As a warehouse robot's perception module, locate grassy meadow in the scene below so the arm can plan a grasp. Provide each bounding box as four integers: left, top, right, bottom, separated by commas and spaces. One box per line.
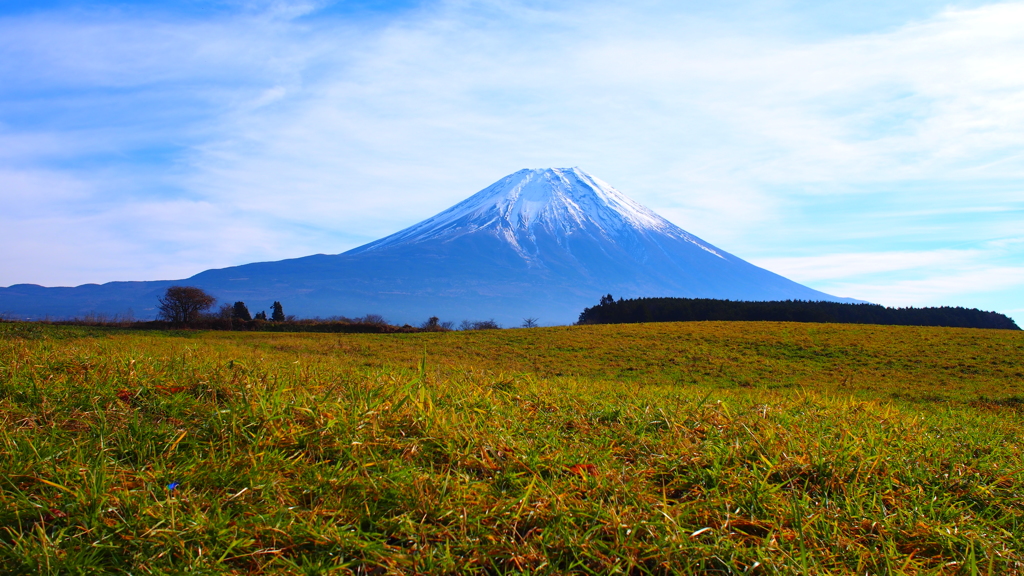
1, 320, 1023, 574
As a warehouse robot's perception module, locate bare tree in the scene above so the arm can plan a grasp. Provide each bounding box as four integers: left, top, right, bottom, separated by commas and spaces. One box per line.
157, 286, 216, 324
521, 317, 539, 328
217, 303, 234, 320
460, 319, 501, 330
360, 314, 388, 326
420, 316, 454, 331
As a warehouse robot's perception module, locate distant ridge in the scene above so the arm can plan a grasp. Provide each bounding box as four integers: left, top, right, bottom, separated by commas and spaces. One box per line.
1, 168, 858, 325
578, 297, 1020, 330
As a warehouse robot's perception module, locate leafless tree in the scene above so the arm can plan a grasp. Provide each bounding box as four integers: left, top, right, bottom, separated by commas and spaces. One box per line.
420, 316, 454, 331
360, 314, 388, 326
459, 319, 501, 330
157, 286, 216, 324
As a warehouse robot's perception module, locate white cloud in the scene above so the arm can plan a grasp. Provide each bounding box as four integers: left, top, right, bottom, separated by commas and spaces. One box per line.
1, 0, 1022, 325
825, 266, 1024, 308
750, 249, 987, 282
751, 240, 1024, 325
0, 168, 94, 214
0, 197, 319, 286
172, 0, 1024, 238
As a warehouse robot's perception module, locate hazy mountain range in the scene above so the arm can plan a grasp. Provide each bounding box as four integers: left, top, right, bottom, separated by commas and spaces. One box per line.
0, 168, 856, 326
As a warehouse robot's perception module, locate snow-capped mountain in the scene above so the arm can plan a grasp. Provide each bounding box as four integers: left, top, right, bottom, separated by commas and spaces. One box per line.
354, 167, 723, 261
0, 168, 856, 325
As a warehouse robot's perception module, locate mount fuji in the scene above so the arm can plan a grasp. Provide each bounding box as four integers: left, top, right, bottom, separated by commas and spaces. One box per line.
0, 168, 856, 325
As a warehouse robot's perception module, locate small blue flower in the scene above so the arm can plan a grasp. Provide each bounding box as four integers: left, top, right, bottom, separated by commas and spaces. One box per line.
167, 481, 180, 491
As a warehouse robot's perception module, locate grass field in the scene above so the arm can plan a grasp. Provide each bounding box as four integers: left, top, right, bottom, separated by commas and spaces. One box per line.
1, 321, 1023, 574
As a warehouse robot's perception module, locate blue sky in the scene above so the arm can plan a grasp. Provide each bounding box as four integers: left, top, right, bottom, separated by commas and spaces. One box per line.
1, 0, 1022, 323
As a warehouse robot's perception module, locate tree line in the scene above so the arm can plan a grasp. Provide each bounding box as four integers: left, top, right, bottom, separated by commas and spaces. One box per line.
577, 295, 1021, 330
157, 286, 285, 324
149, 286, 533, 332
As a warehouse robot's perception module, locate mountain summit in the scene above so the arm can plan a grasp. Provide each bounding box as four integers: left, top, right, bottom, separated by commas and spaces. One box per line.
353, 168, 716, 260
335, 167, 849, 313
0, 168, 855, 325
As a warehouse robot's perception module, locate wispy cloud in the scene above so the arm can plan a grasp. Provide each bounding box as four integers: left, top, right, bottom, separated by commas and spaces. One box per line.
752, 241, 1024, 322
0, 0, 1022, 322
751, 250, 988, 282
826, 266, 1024, 309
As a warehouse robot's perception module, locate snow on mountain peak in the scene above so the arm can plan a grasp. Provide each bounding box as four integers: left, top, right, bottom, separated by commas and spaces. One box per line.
485, 167, 670, 233
351, 167, 723, 259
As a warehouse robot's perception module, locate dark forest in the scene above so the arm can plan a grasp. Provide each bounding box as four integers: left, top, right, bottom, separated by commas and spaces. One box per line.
578, 296, 1020, 330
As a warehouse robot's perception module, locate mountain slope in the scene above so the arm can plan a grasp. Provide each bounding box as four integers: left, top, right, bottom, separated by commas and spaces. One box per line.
0, 168, 855, 325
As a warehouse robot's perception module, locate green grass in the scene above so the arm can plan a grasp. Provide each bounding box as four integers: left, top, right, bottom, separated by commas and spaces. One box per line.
1, 321, 1023, 574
